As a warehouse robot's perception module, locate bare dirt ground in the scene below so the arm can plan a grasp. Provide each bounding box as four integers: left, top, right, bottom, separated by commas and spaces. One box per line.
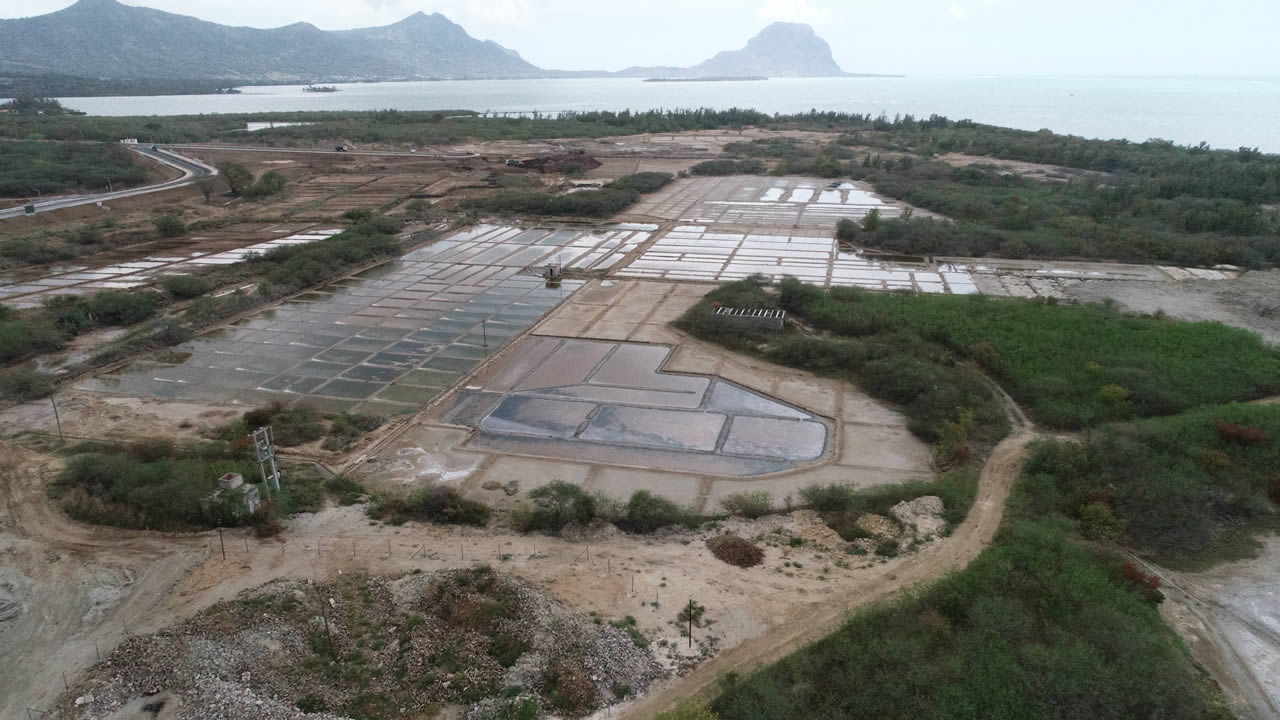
936, 152, 1108, 183
1151, 540, 1280, 720
1066, 270, 1280, 345
0, 334, 1035, 720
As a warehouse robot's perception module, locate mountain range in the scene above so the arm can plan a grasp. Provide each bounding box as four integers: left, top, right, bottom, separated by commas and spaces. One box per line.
0, 0, 853, 82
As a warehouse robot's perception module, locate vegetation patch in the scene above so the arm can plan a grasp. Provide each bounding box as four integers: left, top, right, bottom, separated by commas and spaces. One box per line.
692, 276, 1280, 431
1025, 403, 1280, 569
0, 139, 146, 196
368, 486, 492, 527
706, 535, 765, 568
461, 172, 671, 218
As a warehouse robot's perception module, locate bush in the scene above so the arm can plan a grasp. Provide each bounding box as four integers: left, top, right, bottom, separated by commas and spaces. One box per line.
799, 484, 857, 513
161, 274, 210, 299
619, 490, 694, 533
690, 159, 766, 176
369, 486, 491, 527
153, 215, 185, 237
605, 172, 673, 194
0, 367, 55, 401
836, 218, 858, 242
720, 491, 773, 519
241, 170, 287, 199
50, 443, 261, 530
521, 481, 598, 533
656, 701, 721, 720
706, 535, 765, 568
87, 290, 162, 326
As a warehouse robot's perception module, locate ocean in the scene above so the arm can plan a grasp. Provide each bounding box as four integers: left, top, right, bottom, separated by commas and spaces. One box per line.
53, 75, 1280, 152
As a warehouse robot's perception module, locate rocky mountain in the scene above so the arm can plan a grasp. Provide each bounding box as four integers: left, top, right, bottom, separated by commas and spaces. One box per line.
0, 4, 851, 83
619, 23, 848, 78
0, 0, 539, 80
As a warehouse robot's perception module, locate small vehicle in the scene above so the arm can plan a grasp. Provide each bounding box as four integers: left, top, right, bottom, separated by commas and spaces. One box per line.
150, 144, 159, 151
335, 145, 350, 152
505, 159, 520, 167
24, 204, 36, 215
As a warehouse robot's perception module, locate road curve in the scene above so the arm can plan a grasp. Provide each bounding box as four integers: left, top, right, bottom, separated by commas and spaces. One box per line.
0, 146, 217, 220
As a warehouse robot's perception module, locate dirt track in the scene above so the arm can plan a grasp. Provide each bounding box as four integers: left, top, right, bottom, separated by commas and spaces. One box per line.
618, 429, 1037, 719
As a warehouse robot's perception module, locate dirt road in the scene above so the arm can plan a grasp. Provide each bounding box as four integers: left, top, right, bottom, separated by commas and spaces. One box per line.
618, 428, 1038, 719
0, 448, 207, 719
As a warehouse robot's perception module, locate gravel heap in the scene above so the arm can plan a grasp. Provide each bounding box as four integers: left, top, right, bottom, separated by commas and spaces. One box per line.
50, 570, 664, 720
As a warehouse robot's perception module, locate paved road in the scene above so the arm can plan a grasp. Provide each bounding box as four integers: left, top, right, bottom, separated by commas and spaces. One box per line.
162, 143, 480, 160
0, 146, 217, 220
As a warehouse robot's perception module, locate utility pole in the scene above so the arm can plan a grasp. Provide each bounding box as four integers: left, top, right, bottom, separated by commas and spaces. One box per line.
50, 394, 64, 444
687, 599, 694, 648
251, 426, 281, 498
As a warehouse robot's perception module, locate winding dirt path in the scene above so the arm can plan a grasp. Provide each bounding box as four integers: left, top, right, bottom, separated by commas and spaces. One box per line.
620, 427, 1038, 719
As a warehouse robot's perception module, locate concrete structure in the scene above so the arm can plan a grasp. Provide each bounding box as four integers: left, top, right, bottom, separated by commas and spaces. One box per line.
207, 473, 261, 517
715, 306, 785, 331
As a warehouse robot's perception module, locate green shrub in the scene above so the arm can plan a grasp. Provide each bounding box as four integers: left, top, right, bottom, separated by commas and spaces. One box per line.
521, 481, 598, 533
161, 274, 210, 299
799, 484, 857, 513
241, 170, 287, 199
720, 491, 773, 518
50, 443, 260, 530
605, 172, 673, 194
369, 486, 491, 527
153, 215, 185, 237
690, 159, 766, 176
87, 290, 162, 326
619, 490, 694, 533
0, 367, 55, 401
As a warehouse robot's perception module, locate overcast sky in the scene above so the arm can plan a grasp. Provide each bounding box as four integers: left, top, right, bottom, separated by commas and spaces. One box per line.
2, 0, 1277, 76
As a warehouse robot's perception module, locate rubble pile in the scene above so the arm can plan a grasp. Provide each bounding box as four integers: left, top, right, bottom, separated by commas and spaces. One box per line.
51, 570, 664, 720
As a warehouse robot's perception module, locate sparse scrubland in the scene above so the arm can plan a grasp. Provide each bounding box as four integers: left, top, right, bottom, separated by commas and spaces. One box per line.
461, 172, 673, 218
48, 437, 355, 532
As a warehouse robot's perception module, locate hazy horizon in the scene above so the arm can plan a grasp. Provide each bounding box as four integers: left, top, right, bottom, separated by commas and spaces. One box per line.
1, 0, 1276, 77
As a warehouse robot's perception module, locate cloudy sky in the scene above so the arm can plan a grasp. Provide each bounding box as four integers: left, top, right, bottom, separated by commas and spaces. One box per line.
1, 0, 1276, 75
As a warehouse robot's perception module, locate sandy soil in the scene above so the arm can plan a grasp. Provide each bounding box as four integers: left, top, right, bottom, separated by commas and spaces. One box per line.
1067, 270, 1280, 345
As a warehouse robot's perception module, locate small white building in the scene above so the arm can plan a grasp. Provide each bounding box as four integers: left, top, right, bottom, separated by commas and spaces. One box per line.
207, 473, 261, 517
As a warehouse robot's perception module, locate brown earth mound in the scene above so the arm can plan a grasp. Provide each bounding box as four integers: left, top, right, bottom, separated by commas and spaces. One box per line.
706, 534, 764, 568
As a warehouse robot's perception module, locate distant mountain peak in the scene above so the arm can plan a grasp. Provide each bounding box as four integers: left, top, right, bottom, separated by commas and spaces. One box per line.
0, 3, 540, 80
690, 21, 845, 78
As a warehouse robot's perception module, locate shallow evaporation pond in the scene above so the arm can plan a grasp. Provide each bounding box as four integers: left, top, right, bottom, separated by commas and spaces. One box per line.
456, 338, 832, 476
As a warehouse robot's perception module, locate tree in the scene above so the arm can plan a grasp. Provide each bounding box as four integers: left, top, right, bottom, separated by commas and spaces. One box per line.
862, 208, 881, 232
836, 218, 858, 242
197, 178, 217, 203
216, 162, 253, 195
